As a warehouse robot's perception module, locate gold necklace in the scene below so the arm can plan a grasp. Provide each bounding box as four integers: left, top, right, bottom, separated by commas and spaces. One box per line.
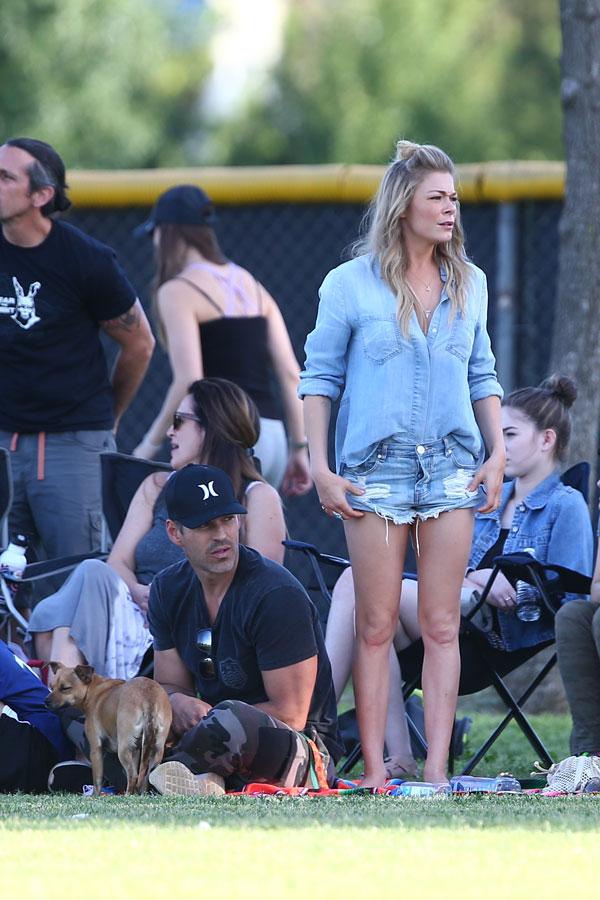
408, 283, 438, 320
411, 272, 433, 293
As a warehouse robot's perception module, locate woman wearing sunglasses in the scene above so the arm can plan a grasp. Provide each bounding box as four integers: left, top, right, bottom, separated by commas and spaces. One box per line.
27, 378, 285, 680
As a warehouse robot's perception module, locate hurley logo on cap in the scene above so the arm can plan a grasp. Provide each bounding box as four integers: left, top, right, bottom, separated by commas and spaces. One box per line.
165, 464, 247, 529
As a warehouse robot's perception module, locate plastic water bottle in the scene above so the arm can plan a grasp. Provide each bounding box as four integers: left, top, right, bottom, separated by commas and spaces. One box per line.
0, 534, 28, 583
515, 547, 541, 622
450, 773, 522, 794
393, 781, 451, 798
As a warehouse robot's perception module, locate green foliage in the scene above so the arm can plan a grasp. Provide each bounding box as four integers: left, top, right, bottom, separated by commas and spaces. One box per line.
212, 0, 562, 165
0, 0, 211, 168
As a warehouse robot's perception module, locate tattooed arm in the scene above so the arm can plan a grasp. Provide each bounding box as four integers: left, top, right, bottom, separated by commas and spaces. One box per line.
100, 299, 155, 428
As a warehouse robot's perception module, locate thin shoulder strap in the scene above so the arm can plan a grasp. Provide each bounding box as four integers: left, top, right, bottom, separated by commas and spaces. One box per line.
172, 276, 223, 316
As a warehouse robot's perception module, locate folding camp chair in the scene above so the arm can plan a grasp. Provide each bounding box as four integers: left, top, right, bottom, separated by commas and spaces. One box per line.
0, 448, 106, 643
100, 451, 171, 546
286, 461, 592, 777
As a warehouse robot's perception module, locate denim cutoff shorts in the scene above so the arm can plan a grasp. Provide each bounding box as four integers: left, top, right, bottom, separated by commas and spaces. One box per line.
340, 435, 485, 526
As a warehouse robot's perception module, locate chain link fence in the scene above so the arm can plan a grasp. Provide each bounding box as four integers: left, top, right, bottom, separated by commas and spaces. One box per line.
66, 196, 559, 586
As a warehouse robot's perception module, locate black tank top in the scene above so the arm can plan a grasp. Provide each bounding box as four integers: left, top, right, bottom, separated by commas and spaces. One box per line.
199, 316, 280, 419
174, 269, 281, 420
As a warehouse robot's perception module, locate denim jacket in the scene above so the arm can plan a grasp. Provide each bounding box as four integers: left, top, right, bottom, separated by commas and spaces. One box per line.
299, 254, 502, 472
469, 472, 593, 651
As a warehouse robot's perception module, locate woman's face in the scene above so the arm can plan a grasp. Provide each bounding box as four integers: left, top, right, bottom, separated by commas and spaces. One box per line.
401, 170, 457, 246
167, 393, 205, 470
502, 406, 554, 479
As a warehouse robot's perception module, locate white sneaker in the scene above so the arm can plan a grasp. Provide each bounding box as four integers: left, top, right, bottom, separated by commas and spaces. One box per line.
149, 761, 225, 797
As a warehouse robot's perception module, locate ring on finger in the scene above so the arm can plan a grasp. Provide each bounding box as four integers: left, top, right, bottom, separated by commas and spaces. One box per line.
332, 511, 344, 521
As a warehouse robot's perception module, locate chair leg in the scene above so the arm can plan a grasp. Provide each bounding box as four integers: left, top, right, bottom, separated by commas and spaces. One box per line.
459, 654, 556, 775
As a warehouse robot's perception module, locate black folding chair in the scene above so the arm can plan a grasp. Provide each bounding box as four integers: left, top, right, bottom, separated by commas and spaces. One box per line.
100, 451, 172, 547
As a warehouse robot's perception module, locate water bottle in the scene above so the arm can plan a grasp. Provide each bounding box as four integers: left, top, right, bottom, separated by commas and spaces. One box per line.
0, 534, 28, 584
515, 547, 541, 622
392, 781, 451, 798
451, 773, 521, 794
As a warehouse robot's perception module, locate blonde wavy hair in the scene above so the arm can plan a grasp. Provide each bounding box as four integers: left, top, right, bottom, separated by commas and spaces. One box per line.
354, 140, 472, 334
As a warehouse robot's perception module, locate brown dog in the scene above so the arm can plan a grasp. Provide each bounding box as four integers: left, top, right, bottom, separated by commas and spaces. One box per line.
46, 663, 172, 796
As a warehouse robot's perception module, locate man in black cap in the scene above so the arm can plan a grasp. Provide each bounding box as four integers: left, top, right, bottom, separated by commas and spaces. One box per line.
148, 463, 342, 795
0, 137, 155, 605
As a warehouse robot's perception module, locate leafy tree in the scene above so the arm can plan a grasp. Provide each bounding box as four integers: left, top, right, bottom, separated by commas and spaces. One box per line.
0, 0, 211, 168
551, 0, 600, 480
210, 0, 561, 165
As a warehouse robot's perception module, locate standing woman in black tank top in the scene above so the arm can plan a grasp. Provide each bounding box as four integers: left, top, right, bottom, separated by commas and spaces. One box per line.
132, 185, 312, 497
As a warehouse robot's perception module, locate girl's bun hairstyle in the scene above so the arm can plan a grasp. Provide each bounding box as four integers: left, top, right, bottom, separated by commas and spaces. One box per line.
504, 373, 577, 462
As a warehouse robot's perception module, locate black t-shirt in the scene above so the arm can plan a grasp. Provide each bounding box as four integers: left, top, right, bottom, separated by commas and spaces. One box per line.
148, 545, 343, 761
0, 220, 137, 431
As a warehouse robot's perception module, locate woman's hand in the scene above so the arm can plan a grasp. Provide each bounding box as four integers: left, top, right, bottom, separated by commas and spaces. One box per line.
468, 452, 505, 514
313, 469, 365, 521
281, 448, 313, 497
466, 569, 516, 610
130, 582, 150, 616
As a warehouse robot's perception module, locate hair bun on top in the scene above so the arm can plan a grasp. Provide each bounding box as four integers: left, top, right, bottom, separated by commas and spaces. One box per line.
539, 374, 577, 409
395, 140, 421, 162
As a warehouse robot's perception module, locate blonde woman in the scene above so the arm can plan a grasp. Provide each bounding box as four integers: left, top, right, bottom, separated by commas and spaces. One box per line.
300, 141, 505, 787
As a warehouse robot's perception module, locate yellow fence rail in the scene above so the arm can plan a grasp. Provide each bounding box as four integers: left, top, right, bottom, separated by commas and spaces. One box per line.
69, 160, 565, 208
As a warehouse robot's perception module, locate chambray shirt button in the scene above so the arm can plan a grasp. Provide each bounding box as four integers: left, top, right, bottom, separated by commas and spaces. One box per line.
512, 526, 518, 533
416, 445, 425, 455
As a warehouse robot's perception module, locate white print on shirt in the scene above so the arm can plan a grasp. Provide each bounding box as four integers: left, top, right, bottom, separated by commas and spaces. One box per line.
0, 277, 41, 330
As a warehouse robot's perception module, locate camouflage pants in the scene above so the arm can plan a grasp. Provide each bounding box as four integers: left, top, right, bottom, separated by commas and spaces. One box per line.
167, 700, 332, 789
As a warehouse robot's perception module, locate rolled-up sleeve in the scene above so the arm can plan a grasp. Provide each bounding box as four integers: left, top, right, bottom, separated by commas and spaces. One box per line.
468, 271, 504, 404
298, 269, 350, 402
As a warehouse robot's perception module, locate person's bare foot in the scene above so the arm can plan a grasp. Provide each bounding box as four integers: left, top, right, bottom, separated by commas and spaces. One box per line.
422, 765, 448, 785
358, 767, 388, 789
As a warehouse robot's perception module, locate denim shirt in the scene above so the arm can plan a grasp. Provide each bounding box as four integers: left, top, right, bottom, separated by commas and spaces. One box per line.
299, 254, 503, 472
469, 472, 593, 651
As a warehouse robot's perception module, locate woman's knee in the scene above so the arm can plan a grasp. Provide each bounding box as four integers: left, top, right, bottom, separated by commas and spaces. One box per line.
355, 613, 398, 649
420, 616, 459, 648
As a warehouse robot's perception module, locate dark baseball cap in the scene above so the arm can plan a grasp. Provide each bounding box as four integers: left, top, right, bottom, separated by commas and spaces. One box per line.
134, 184, 217, 237
165, 464, 246, 528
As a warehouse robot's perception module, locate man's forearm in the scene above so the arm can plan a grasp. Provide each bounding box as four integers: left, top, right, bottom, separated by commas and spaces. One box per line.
111, 348, 152, 424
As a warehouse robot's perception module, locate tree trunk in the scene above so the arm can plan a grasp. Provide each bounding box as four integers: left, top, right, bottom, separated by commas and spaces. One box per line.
553, 1, 600, 487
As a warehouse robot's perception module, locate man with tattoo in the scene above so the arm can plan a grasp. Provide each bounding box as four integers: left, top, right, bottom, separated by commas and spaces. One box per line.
0, 138, 155, 609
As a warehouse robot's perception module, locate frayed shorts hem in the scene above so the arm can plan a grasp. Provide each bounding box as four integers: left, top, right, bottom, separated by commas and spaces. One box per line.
348, 494, 481, 526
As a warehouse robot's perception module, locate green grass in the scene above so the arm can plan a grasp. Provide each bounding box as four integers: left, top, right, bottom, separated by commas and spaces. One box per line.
1, 713, 594, 899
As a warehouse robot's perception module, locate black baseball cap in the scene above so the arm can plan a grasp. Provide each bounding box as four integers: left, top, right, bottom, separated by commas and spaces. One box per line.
165, 464, 246, 528
134, 184, 217, 237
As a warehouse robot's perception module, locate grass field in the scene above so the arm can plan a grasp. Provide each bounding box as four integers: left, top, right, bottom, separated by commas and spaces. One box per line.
2, 713, 597, 900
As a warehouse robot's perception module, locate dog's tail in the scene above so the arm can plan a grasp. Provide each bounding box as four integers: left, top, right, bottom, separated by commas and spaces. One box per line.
136, 703, 170, 793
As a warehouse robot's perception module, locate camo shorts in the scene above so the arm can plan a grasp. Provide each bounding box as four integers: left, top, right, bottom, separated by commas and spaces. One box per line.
167, 699, 333, 789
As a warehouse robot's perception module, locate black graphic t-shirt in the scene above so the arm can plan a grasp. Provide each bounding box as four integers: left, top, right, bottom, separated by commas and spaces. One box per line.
148, 545, 343, 761
0, 220, 137, 432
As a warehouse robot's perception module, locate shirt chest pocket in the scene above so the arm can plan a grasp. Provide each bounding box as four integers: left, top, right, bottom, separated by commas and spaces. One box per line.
358, 314, 404, 363
445, 312, 475, 362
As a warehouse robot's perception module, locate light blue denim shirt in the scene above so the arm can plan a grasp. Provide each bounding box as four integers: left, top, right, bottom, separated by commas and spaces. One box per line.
299, 254, 503, 472
469, 472, 594, 651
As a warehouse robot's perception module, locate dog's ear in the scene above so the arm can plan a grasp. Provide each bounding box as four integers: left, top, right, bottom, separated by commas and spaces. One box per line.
48, 661, 63, 674
74, 664, 95, 684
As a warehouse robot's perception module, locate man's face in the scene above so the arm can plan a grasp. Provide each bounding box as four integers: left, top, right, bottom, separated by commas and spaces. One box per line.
0, 145, 38, 224
167, 514, 240, 577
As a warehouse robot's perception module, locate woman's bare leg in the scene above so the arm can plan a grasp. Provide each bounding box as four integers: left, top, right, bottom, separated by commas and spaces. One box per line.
345, 514, 409, 788
327, 565, 416, 772
47, 627, 85, 683
33, 631, 53, 662
415, 508, 474, 783
325, 567, 358, 701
